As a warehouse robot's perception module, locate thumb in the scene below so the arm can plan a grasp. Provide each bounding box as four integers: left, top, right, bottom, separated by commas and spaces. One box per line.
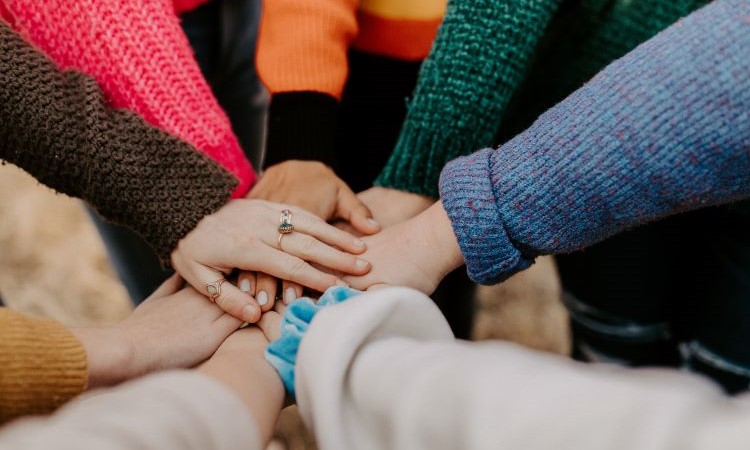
336, 187, 380, 235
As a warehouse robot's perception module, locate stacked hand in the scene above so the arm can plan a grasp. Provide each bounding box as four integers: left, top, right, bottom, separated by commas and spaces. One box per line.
171, 199, 371, 322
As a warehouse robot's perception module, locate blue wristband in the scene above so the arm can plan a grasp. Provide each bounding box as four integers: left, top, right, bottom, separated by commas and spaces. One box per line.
265, 286, 361, 399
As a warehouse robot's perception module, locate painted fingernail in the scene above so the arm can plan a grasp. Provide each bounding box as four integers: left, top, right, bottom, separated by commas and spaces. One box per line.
335, 279, 349, 287
257, 291, 269, 306
239, 279, 251, 293
284, 287, 297, 304
355, 258, 370, 270
243, 305, 258, 322
367, 219, 380, 229
354, 239, 366, 249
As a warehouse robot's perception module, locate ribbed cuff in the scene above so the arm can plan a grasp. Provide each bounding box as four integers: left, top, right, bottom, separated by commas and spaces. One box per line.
264, 92, 340, 170
0, 310, 88, 422
439, 149, 533, 285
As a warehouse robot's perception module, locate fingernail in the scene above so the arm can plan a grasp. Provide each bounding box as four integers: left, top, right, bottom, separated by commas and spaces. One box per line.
354, 239, 366, 249
257, 291, 269, 306
239, 279, 251, 293
284, 287, 296, 304
355, 258, 370, 270
367, 218, 380, 229
243, 305, 258, 322
335, 279, 349, 287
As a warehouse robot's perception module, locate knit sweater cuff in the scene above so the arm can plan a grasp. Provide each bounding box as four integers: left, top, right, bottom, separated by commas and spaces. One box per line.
375, 128, 459, 198
0, 309, 87, 423
263, 92, 340, 170
439, 149, 533, 284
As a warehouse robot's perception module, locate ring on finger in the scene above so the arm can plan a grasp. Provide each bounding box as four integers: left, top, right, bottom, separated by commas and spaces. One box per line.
278, 209, 294, 234
277, 232, 286, 251
205, 278, 226, 303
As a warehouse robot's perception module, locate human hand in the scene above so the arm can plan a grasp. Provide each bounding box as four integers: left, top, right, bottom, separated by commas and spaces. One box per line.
243, 161, 379, 308
344, 202, 465, 294
249, 161, 380, 234
72, 275, 242, 388
171, 199, 371, 323
358, 186, 434, 229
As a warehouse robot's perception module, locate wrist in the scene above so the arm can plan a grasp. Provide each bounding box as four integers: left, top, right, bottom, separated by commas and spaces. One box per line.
419, 201, 465, 279
199, 329, 284, 442
70, 326, 135, 389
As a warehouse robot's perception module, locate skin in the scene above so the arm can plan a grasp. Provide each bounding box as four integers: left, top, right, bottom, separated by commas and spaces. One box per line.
71, 275, 243, 388
344, 201, 465, 294
171, 199, 371, 323
245, 161, 434, 306
197, 327, 284, 445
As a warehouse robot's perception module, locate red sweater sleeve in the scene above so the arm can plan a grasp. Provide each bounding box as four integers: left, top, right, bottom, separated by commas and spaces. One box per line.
2, 0, 255, 197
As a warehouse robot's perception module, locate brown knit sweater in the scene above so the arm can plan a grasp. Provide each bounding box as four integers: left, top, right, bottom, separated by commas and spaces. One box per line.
0, 308, 88, 423
0, 20, 238, 263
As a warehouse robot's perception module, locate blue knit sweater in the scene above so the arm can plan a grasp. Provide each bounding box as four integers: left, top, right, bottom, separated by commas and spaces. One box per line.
439, 0, 750, 285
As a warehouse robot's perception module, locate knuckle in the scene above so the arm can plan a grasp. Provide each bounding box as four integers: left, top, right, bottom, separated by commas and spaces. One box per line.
299, 236, 319, 257
283, 257, 308, 280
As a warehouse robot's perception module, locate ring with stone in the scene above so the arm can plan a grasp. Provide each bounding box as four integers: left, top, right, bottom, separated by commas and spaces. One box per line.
278, 209, 294, 234
205, 278, 226, 303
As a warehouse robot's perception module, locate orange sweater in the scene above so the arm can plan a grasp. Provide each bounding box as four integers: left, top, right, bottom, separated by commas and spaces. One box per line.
0, 309, 87, 423
257, 0, 447, 99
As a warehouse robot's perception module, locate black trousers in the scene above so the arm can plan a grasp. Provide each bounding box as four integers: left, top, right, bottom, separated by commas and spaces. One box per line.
559, 207, 750, 393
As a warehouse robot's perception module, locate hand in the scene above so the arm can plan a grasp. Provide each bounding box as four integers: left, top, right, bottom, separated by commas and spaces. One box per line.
344, 202, 465, 294
171, 199, 371, 322
358, 186, 434, 229
249, 161, 380, 234
244, 161, 380, 307
72, 275, 242, 388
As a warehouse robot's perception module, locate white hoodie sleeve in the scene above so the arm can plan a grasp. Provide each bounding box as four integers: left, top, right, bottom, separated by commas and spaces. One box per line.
296, 287, 750, 450
0, 371, 260, 450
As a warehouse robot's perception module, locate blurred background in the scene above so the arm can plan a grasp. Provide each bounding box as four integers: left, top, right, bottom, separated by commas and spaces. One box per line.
0, 162, 569, 449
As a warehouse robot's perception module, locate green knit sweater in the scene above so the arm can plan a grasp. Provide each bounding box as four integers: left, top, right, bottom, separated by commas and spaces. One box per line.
375, 0, 710, 198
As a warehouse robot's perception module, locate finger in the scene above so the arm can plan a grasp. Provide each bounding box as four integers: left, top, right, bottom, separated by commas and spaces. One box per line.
245, 244, 345, 293
256, 309, 283, 342
255, 272, 277, 312
336, 188, 380, 235
280, 231, 371, 276
147, 273, 183, 299
237, 271, 257, 297
284, 206, 367, 254
188, 263, 261, 324
281, 280, 303, 305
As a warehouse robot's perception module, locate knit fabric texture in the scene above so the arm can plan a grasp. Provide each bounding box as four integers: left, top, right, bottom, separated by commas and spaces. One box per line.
0, 22, 237, 264
376, 0, 708, 198
439, 0, 750, 285
0, 0, 255, 197
265, 286, 361, 399
0, 308, 87, 423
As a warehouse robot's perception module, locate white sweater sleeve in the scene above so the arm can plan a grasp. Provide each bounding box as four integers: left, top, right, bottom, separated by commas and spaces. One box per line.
0, 371, 260, 450
296, 287, 750, 450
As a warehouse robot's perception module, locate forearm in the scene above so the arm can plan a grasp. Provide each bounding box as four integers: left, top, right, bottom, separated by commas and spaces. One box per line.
297, 288, 737, 450
376, 0, 562, 197
440, 0, 750, 284
2, 0, 254, 195
0, 22, 236, 262
0, 309, 87, 423
199, 329, 284, 443
0, 371, 261, 450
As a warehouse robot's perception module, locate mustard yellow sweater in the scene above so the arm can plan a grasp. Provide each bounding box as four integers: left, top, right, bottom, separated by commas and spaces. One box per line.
0, 308, 87, 423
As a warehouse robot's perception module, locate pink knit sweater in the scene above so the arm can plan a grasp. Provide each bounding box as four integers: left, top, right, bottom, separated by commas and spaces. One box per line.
1, 0, 254, 197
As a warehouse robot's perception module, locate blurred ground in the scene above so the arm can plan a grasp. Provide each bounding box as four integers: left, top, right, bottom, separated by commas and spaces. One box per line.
0, 162, 569, 449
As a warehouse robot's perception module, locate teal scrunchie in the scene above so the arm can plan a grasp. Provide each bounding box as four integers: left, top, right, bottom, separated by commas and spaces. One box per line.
265, 286, 361, 399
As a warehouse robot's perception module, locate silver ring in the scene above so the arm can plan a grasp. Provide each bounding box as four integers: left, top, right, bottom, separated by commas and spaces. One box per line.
279, 209, 294, 234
